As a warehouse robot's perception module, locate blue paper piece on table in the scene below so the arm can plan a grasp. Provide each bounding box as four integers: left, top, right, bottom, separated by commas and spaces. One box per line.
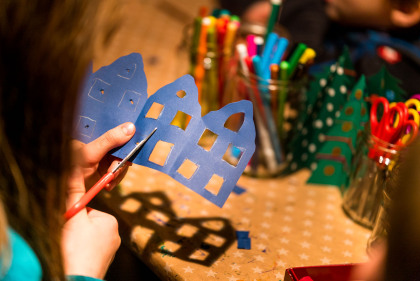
236, 231, 251, 249
233, 185, 246, 195
73, 53, 256, 207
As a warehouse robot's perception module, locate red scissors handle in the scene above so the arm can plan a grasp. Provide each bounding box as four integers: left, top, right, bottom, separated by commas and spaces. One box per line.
64, 172, 115, 221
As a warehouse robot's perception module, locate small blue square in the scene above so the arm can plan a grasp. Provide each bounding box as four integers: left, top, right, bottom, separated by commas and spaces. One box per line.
237, 238, 251, 250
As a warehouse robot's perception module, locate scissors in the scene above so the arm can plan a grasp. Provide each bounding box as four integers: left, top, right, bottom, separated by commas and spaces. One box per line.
64, 128, 157, 220
390, 99, 420, 146
370, 97, 408, 144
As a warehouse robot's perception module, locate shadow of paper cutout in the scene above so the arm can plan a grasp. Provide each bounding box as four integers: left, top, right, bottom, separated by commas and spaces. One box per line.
92, 187, 235, 267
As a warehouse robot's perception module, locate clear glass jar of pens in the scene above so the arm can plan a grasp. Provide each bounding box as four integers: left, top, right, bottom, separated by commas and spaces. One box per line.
342, 131, 403, 229
224, 65, 305, 177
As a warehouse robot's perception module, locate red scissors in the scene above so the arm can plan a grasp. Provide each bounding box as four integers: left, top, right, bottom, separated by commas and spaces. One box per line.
64, 128, 157, 221
370, 97, 408, 144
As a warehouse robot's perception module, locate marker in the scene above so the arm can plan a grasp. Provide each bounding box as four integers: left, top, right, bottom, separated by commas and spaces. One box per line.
278, 61, 289, 136
265, 0, 282, 41
286, 43, 307, 79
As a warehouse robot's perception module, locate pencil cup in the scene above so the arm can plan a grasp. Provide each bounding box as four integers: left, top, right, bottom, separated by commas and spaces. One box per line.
224, 68, 303, 177
342, 133, 402, 229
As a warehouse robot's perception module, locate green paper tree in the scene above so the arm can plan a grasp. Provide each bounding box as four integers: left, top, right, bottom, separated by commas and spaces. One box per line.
283, 47, 357, 174
307, 76, 369, 192
366, 66, 407, 102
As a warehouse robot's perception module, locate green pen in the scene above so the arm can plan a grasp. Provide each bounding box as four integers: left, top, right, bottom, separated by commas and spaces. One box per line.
286, 43, 307, 79
265, 0, 282, 42
278, 61, 289, 138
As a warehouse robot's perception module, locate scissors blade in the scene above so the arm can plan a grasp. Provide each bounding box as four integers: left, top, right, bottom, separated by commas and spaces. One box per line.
112, 127, 157, 173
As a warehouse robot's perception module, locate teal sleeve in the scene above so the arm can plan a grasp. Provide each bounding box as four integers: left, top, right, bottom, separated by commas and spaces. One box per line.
0, 228, 42, 281
67, 275, 104, 281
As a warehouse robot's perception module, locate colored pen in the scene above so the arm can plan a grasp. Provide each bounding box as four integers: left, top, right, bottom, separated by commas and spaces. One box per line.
265, 0, 282, 41
278, 61, 289, 137
64, 128, 157, 221
286, 42, 307, 79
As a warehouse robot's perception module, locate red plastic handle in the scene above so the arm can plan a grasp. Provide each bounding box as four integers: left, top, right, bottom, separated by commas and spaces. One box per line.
64, 172, 115, 221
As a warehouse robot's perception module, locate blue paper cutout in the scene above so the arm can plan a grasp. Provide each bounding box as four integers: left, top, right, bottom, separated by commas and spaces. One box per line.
233, 185, 246, 195
74, 53, 256, 207
236, 231, 251, 249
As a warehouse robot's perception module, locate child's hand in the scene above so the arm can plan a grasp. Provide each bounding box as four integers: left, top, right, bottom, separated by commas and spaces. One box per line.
62, 167, 121, 279
72, 122, 136, 191
62, 123, 135, 278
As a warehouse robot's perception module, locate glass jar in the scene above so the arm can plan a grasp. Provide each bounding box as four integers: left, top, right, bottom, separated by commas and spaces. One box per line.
224, 67, 305, 177
342, 132, 403, 229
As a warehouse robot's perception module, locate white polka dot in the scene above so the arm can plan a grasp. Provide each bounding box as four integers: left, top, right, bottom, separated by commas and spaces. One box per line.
340, 85, 347, 94
314, 120, 323, 129
326, 117, 333, 126
337, 67, 344, 75
302, 128, 308, 135
336, 111, 341, 118
327, 103, 334, 112
330, 64, 337, 73
287, 153, 293, 161
328, 88, 335, 97
319, 134, 326, 142
320, 79, 327, 87
291, 162, 297, 171
310, 162, 317, 170
308, 144, 316, 153
302, 139, 308, 147
301, 153, 308, 161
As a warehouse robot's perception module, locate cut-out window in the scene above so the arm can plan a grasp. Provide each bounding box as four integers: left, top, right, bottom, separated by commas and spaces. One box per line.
120, 198, 142, 213
201, 219, 225, 231
76, 116, 96, 138
222, 144, 244, 167
118, 90, 141, 112
176, 224, 199, 238
160, 241, 181, 254
88, 78, 110, 103
150, 197, 164, 206
204, 234, 226, 247
204, 174, 224, 195
189, 249, 209, 261
176, 90, 187, 98
117, 63, 136, 79
145, 102, 164, 119
146, 210, 169, 227
171, 111, 192, 131
177, 159, 198, 180
224, 112, 245, 132
197, 129, 218, 151
149, 140, 174, 166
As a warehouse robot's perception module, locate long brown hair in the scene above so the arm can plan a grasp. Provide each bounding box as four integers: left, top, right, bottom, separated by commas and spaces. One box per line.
0, 1, 119, 280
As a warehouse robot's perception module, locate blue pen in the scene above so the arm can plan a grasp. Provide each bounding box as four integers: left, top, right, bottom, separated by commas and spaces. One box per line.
260, 32, 278, 77
271, 37, 288, 66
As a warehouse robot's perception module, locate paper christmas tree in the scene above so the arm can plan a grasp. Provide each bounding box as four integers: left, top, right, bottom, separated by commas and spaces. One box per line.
74, 53, 256, 207
366, 65, 406, 102
307, 76, 369, 191
283, 47, 357, 174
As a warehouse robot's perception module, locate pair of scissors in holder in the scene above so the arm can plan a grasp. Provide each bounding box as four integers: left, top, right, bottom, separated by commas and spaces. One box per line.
370, 97, 407, 144
64, 128, 157, 221
390, 98, 420, 146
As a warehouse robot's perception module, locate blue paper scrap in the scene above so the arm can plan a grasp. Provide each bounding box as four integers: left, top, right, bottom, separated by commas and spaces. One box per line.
74, 53, 256, 207
232, 185, 246, 195
236, 231, 251, 250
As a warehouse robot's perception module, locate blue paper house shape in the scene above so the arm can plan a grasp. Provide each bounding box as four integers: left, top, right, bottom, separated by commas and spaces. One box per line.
74, 53, 256, 207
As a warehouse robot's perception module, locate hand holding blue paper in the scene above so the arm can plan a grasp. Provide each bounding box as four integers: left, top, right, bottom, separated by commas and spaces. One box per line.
74, 53, 256, 207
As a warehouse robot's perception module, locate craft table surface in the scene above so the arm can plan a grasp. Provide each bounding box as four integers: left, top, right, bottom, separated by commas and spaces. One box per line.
93, 0, 371, 280
97, 167, 370, 281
